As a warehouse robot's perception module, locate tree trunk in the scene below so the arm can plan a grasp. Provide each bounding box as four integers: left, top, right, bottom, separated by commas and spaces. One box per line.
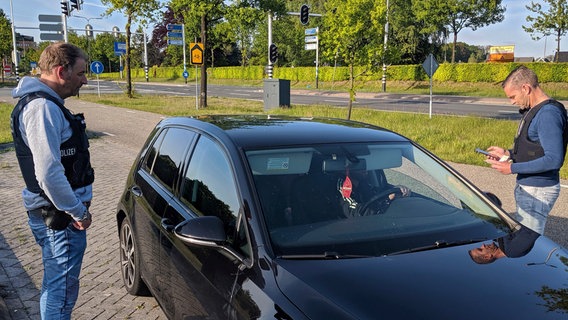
347, 63, 354, 120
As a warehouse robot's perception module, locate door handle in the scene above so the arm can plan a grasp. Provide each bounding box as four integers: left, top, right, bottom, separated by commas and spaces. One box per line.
131, 185, 142, 197
161, 218, 175, 232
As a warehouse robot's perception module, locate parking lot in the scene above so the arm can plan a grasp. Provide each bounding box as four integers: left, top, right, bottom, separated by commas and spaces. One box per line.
1, 95, 568, 319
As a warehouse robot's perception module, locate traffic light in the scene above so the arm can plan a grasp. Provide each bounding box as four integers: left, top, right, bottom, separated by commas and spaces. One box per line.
61, 1, 69, 16
269, 43, 278, 64
70, 0, 81, 11
300, 4, 309, 25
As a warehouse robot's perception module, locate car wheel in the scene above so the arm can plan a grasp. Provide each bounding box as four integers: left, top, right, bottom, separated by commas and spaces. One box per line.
119, 219, 150, 296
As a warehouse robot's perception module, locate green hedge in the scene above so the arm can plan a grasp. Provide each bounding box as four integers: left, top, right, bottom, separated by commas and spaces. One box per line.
119, 62, 568, 83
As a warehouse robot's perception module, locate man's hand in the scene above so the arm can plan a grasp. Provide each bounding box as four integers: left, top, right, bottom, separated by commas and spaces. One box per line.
73, 218, 91, 230
485, 158, 512, 175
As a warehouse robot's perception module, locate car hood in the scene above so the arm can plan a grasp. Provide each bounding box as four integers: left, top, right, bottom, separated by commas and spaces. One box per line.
273, 237, 568, 319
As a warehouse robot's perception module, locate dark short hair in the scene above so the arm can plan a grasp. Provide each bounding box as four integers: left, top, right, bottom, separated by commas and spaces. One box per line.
502, 65, 539, 89
38, 42, 88, 75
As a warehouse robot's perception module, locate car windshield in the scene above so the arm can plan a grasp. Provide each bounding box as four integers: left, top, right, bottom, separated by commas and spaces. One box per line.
246, 142, 511, 257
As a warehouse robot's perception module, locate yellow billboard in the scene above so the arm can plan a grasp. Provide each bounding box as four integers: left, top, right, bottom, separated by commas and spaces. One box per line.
487, 45, 515, 62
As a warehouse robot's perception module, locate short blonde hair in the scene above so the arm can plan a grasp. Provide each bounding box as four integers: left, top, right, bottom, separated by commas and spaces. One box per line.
38, 42, 88, 75
502, 65, 539, 89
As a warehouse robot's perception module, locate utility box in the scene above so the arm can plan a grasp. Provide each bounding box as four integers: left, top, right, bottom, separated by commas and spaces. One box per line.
263, 79, 290, 110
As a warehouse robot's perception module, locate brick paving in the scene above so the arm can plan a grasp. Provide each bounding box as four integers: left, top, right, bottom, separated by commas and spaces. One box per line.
0, 137, 166, 319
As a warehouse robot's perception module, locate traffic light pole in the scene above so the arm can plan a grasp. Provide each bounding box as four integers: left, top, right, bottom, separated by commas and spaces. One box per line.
9, 0, 19, 81
267, 13, 273, 79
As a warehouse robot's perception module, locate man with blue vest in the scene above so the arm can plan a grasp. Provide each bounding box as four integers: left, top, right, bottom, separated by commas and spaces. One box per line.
484, 66, 568, 235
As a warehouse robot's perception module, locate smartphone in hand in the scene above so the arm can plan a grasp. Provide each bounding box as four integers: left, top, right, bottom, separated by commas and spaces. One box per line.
475, 148, 492, 156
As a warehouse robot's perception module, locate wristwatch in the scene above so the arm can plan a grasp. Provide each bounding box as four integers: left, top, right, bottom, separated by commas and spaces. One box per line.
78, 208, 91, 222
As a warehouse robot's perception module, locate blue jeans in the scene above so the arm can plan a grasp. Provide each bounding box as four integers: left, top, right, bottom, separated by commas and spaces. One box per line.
28, 209, 87, 320
514, 183, 560, 235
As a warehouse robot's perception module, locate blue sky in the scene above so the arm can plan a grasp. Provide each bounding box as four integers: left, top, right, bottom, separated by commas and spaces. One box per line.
2, 0, 566, 60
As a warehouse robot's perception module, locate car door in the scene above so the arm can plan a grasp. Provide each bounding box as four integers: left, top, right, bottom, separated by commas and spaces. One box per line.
159, 133, 259, 319
132, 127, 194, 302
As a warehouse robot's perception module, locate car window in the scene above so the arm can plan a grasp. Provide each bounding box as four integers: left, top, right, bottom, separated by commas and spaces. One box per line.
148, 127, 196, 191
246, 142, 507, 257
180, 135, 250, 257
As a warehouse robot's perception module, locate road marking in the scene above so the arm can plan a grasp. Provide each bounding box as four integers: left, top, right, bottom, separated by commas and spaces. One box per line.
102, 132, 116, 136
498, 110, 518, 114
561, 184, 568, 189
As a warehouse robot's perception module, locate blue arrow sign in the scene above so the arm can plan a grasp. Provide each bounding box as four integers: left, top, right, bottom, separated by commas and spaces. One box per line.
182, 70, 189, 79
90, 61, 104, 74
166, 24, 183, 31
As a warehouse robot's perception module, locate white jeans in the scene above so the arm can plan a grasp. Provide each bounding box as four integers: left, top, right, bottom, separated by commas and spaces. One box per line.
514, 183, 560, 235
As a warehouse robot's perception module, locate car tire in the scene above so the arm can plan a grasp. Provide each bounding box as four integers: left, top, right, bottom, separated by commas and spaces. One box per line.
119, 218, 150, 296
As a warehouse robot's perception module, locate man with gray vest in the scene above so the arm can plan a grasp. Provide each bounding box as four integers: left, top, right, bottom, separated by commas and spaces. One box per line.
10, 42, 93, 319
483, 66, 568, 235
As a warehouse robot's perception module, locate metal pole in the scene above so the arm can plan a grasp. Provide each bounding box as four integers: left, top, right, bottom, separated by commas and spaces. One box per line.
63, 12, 68, 43
182, 24, 187, 84
382, 0, 389, 92
9, 0, 19, 81
429, 57, 433, 119
315, 27, 319, 89
267, 13, 273, 79
143, 32, 149, 82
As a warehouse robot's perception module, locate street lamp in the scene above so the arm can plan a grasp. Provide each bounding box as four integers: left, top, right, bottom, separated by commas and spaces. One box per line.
72, 15, 102, 74
72, 15, 102, 37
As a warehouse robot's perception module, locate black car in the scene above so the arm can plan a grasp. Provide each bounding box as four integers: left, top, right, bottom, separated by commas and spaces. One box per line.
116, 115, 568, 319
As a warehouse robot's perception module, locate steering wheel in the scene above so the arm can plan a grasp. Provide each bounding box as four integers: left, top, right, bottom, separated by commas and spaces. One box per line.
358, 187, 402, 216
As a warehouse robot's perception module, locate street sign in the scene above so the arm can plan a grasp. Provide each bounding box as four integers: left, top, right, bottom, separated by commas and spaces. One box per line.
422, 53, 439, 78
4, 65, 11, 74
304, 36, 317, 43
90, 61, 104, 74
182, 70, 189, 79
39, 23, 63, 32
38, 14, 62, 23
166, 24, 183, 31
168, 39, 183, 46
114, 42, 126, 55
167, 32, 182, 38
305, 28, 318, 36
40, 33, 64, 41
190, 42, 204, 65
304, 43, 317, 51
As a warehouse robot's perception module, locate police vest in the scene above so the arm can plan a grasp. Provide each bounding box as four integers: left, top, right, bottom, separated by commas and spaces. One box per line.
10, 92, 95, 197
511, 99, 568, 164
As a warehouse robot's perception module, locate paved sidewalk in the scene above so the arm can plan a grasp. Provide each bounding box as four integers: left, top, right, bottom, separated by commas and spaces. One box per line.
0, 137, 166, 319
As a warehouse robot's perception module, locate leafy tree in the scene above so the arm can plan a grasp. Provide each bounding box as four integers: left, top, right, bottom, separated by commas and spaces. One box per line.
0, 9, 12, 73
150, 6, 184, 67
170, 0, 226, 107
321, 0, 386, 119
226, 1, 263, 66
523, 0, 568, 62
414, 0, 505, 63
100, 0, 162, 97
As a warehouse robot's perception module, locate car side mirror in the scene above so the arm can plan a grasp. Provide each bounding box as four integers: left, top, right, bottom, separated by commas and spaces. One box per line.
175, 215, 226, 244
174, 216, 253, 269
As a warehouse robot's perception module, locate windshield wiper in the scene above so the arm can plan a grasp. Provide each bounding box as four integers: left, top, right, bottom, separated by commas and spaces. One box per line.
280, 251, 372, 260
387, 238, 487, 256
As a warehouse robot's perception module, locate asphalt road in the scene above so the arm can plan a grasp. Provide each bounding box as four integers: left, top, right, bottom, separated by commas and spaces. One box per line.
1, 86, 567, 319
87, 80, 528, 119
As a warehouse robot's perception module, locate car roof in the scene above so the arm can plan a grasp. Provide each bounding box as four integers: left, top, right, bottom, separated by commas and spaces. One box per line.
158, 115, 409, 149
